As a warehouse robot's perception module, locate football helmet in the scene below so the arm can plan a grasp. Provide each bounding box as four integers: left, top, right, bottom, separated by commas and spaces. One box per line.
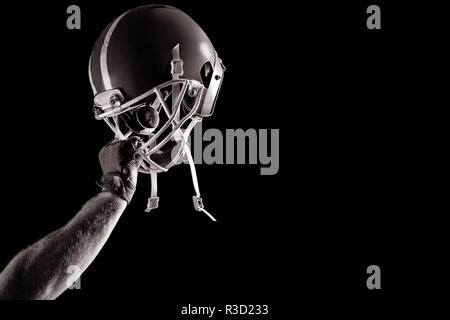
88, 5, 225, 220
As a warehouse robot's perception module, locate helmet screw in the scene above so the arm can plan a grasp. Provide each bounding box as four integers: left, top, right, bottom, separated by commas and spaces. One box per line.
188, 88, 198, 97
110, 95, 122, 108
187, 80, 201, 97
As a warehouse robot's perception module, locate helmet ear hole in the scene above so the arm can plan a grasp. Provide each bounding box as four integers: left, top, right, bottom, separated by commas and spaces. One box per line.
200, 61, 213, 88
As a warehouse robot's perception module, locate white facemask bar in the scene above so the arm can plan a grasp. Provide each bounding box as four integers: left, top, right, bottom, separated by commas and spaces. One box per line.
137, 84, 205, 174
96, 78, 205, 173
94, 79, 192, 119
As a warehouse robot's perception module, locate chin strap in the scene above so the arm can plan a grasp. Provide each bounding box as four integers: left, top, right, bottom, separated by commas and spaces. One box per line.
145, 134, 159, 212
145, 171, 159, 212
171, 44, 183, 127
184, 143, 217, 222
145, 120, 217, 222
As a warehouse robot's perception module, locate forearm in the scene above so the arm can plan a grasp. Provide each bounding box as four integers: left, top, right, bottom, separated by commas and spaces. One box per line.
0, 192, 127, 300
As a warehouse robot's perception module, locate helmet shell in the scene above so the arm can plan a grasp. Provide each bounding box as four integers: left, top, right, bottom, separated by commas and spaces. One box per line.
89, 5, 219, 115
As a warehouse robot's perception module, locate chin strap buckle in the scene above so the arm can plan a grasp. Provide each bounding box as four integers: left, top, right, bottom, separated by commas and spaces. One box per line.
145, 171, 159, 213
145, 196, 159, 212
170, 44, 184, 79
192, 196, 204, 211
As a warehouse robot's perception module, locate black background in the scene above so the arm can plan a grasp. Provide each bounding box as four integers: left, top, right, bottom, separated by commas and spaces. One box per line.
0, 0, 446, 316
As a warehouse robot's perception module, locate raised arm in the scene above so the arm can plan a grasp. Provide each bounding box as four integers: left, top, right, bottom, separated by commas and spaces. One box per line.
0, 138, 142, 299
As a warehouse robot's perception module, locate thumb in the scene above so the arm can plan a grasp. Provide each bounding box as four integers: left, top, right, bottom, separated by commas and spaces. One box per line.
131, 151, 144, 168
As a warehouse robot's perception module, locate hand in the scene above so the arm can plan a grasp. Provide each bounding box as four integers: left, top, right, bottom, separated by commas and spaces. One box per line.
97, 137, 143, 203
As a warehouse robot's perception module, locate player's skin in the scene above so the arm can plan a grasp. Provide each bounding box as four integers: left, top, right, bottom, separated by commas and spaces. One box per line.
0, 141, 140, 300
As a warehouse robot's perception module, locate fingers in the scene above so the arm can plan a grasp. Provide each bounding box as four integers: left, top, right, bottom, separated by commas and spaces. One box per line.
128, 136, 143, 150
129, 136, 144, 166
131, 150, 144, 168
122, 136, 145, 169
100, 136, 145, 173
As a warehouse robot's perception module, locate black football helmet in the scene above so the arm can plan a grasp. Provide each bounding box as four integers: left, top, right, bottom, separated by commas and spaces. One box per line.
89, 5, 225, 220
